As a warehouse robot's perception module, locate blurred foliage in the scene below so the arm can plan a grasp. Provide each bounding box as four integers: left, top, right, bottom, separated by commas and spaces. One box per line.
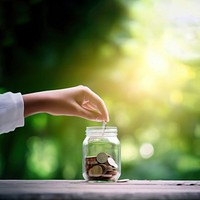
0, 0, 200, 180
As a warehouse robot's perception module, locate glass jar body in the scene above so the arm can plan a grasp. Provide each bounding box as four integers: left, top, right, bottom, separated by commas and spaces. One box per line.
82, 126, 121, 182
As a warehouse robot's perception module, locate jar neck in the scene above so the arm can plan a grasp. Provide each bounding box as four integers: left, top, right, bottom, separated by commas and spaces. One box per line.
86, 126, 117, 137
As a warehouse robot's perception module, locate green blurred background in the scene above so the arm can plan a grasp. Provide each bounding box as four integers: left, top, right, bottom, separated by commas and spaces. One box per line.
0, 0, 200, 180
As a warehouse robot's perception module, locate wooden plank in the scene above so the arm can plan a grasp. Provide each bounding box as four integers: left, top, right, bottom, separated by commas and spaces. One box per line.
0, 180, 199, 200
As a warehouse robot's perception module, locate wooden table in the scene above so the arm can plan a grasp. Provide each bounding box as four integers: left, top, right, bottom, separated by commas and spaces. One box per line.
0, 180, 199, 200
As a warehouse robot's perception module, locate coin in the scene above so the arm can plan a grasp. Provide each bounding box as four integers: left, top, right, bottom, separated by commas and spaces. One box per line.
88, 165, 103, 177
107, 157, 118, 168
96, 152, 108, 164
85, 156, 98, 165
101, 174, 112, 178
106, 165, 114, 172
99, 164, 107, 174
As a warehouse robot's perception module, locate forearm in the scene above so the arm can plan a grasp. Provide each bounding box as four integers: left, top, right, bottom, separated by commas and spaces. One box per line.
23, 91, 54, 117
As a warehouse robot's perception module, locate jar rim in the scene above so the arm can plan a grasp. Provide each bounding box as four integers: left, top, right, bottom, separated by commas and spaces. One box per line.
85, 126, 117, 136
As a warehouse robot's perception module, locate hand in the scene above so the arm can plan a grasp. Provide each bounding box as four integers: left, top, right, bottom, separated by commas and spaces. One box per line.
23, 85, 109, 122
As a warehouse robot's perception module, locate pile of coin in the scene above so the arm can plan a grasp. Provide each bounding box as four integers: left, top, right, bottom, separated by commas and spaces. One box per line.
85, 152, 118, 181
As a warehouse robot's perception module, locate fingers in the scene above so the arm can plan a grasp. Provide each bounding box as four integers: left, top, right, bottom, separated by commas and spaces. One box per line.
89, 97, 109, 122
77, 105, 106, 122
81, 87, 109, 122
82, 100, 101, 114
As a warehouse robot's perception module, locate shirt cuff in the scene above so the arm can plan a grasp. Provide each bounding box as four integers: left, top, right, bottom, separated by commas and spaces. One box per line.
0, 92, 24, 134
12, 92, 25, 130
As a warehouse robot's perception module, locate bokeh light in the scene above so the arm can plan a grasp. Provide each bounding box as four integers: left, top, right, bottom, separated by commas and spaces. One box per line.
139, 143, 154, 159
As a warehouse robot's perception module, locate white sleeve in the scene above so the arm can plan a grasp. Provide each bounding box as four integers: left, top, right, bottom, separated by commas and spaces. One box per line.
0, 92, 24, 134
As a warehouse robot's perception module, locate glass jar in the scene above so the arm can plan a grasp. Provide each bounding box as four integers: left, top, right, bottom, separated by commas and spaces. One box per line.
82, 126, 121, 182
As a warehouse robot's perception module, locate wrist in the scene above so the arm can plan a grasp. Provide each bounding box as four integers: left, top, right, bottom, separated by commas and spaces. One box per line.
23, 91, 51, 117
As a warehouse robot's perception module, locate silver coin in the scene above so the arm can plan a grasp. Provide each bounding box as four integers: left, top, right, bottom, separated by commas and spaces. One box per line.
96, 152, 108, 164
107, 157, 118, 168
